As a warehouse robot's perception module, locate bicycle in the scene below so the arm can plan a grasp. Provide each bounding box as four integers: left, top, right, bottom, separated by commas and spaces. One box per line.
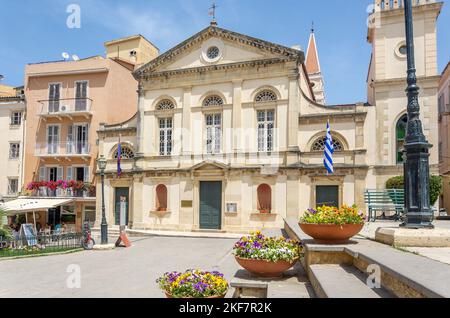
82, 222, 95, 250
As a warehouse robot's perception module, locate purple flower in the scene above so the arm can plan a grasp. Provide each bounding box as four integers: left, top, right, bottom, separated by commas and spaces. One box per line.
308, 208, 317, 215
253, 242, 262, 249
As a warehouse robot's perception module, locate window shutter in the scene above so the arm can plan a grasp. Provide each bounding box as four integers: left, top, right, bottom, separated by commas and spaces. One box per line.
39, 167, 46, 181
57, 167, 63, 181
84, 167, 90, 182
67, 167, 73, 181
67, 125, 73, 154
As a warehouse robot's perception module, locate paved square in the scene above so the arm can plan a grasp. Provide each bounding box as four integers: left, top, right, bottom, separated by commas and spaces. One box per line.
0, 236, 239, 298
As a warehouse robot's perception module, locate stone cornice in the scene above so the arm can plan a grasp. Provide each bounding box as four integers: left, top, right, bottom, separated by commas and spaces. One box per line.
134, 26, 304, 79
372, 75, 441, 88
138, 57, 296, 81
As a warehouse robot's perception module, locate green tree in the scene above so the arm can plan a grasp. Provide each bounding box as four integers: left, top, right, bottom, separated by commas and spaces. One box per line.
386, 175, 443, 206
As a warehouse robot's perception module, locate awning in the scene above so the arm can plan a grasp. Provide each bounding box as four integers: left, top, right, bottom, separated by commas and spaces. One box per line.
0, 198, 75, 215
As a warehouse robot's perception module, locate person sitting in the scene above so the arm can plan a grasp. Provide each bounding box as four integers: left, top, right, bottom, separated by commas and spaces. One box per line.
54, 223, 62, 234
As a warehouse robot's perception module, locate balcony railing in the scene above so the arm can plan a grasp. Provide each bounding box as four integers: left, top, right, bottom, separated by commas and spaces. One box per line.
30, 187, 94, 198
35, 142, 91, 157
38, 98, 93, 117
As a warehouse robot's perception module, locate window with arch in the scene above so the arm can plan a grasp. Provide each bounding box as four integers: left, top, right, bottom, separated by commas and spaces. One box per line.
156, 184, 168, 212
114, 145, 135, 159
396, 114, 408, 164
311, 136, 344, 152
203, 95, 224, 107
156, 99, 175, 111
255, 90, 277, 103
257, 184, 272, 213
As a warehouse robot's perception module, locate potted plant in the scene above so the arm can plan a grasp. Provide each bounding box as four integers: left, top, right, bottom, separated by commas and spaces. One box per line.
299, 205, 365, 244
157, 270, 229, 299
233, 231, 302, 278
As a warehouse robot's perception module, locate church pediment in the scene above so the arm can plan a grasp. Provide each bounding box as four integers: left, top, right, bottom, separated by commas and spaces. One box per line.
134, 26, 304, 78
191, 160, 229, 171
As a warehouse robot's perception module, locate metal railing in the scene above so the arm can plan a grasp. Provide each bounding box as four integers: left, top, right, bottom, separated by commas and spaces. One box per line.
31, 187, 95, 198
0, 232, 83, 258
38, 98, 93, 115
35, 142, 91, 156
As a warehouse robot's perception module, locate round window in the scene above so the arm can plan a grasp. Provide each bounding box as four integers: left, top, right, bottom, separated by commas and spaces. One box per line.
207, 46, 220, 60
399, 45, 407, 56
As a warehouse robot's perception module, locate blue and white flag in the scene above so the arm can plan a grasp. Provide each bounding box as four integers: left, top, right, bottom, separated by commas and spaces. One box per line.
324, 121, 334, 174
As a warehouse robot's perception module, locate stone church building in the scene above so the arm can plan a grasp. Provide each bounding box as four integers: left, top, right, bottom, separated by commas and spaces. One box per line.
95, 0, 442, 233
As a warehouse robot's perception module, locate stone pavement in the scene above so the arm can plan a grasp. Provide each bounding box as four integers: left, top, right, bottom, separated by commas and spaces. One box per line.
358, 220, 450, 265
0, 236, 239, 298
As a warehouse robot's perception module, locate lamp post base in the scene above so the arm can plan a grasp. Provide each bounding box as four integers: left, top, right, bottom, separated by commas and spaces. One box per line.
101, 223, 108, 245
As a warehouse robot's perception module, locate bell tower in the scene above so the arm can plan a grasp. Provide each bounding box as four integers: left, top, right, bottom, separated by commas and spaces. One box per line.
366, 0, 442, 167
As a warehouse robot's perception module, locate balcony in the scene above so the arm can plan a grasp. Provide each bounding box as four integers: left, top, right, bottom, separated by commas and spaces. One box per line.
27, 186, 96, 199
38, 98, 93, 119
36, 142, 91, 160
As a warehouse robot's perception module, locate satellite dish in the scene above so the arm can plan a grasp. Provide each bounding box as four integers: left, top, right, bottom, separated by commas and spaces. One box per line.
72, 55, 80, 61
62, 52, 70, 60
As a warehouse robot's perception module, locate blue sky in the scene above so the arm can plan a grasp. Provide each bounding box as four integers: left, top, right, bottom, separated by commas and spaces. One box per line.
0, 0, 448, 104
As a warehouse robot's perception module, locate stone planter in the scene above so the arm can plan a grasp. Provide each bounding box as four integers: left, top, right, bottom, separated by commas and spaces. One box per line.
235, 256, 299, 278
299, 223, 364, 244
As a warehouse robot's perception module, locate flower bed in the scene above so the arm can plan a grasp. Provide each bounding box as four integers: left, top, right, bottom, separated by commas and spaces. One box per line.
157, 270, 228, 298
233, 231, 302, 263
25, 180, 95, 197
233, 232, 302, 277
301, 205, 365, 225
299, 205, 365, 244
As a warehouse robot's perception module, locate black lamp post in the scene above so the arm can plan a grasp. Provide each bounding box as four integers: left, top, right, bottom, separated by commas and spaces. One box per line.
401, 0, 434, 229
97, 155, 109, 244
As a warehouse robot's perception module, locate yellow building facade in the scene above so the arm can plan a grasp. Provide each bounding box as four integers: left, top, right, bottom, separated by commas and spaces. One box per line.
96, 0, 442, 233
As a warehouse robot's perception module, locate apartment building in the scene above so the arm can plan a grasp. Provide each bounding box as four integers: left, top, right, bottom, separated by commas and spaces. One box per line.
2, 35, 158, 232
439, 62, 450, 214
0, 86, 25, 201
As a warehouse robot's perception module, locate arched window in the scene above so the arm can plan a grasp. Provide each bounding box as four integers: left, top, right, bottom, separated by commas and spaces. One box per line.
203, 95, 224, 107
257, 184, 272, 213
255, 90, 278, 103
156, 99, 175, 111
396, 114, 408, 164
311, 136, 344, 152
114, 145, 135, 159
156, 184, 168, 212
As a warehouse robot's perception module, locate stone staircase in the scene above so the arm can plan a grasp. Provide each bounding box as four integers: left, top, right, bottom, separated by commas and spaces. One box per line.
285, 218, 450, 298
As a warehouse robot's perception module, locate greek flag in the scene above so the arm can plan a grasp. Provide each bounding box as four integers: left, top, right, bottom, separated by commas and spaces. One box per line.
324, 121, 334, 174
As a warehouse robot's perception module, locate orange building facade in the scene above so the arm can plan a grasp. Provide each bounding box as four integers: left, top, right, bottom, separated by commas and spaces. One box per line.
17, 36, 158, 232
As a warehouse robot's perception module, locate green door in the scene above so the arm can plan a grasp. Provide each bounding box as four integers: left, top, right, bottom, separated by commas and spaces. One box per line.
200, 181, 222, 230
115, 187, 129, 226
316, 186, 339, 208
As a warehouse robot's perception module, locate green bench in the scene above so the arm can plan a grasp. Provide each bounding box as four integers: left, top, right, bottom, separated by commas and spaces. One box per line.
364, 189, 405, 222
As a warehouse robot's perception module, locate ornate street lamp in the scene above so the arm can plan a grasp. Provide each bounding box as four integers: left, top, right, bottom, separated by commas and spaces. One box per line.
97, 155, 109, 244
401, 0, 434, 229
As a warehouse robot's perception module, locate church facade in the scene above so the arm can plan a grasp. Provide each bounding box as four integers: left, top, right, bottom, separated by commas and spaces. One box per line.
95, 0, 442, 233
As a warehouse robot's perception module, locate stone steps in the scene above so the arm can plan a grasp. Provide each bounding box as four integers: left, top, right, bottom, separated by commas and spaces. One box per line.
284, 218, 450, 298
309, 264, 394, 298
231, 263, 316, 298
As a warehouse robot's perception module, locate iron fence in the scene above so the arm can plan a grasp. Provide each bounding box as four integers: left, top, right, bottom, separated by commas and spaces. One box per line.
0, 232, 83, 258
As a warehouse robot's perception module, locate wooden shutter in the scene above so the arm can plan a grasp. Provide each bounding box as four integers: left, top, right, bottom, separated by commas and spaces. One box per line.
57, 167, 63, 181
39, 167, 46, 181
67, 167, 73, 181
84, 167, 90, 182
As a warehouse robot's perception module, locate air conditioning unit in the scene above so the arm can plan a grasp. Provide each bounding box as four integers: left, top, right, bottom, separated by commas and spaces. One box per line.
60, 105, 68, 112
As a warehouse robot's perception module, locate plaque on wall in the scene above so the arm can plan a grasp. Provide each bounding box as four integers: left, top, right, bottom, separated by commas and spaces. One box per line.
181, 200, 193, 208
226, 203, 238, 213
